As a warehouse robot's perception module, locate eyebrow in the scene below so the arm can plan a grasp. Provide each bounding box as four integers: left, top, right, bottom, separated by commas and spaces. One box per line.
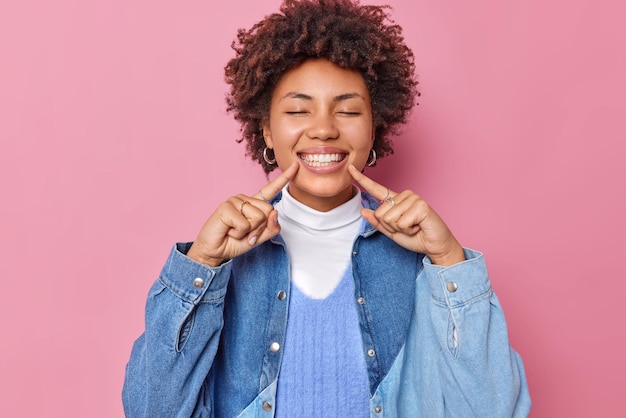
280, 92, 365, 102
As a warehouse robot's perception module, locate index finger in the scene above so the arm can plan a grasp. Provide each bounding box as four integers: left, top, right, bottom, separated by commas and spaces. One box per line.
348, 164, 394, 200
256, 162, 299, 201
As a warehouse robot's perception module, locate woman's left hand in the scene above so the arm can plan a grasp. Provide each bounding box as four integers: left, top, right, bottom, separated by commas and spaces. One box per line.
349, 165, 465, 266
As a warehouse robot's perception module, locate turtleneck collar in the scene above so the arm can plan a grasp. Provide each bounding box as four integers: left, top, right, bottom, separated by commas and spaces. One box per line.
276, 185, 363, 233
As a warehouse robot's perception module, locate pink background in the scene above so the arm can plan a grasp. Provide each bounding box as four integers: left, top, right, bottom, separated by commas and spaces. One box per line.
1, 0, 625, 416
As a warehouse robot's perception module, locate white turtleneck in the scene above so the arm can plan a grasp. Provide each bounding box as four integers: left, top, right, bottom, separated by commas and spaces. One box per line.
275, 186, 363, 299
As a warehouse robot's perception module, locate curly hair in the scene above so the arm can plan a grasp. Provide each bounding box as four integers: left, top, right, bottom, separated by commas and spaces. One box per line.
225, 0, 419, 173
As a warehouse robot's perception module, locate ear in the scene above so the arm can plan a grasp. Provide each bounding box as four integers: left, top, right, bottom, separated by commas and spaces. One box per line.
262, 123, 273, 148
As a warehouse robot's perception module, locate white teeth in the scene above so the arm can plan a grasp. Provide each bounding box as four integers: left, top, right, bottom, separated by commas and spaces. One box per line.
299, 153, 344, 165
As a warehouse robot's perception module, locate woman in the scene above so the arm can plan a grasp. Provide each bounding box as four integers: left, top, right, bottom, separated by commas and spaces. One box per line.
123, 0, 531, 416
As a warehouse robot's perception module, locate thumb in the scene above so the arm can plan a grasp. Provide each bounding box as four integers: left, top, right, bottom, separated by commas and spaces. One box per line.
360, 208, 392, 236
255, 210, 281, 245
360, 208, 378, 229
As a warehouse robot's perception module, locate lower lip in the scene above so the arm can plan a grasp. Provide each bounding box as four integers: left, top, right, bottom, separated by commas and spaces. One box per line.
298, 156, 348, 174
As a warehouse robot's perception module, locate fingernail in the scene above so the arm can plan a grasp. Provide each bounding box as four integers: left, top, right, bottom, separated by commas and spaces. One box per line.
248, 235, 258, 246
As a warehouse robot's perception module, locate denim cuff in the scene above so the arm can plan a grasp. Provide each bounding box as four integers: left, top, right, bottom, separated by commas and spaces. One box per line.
158, 242, 232, 304
423, 248, 491, 307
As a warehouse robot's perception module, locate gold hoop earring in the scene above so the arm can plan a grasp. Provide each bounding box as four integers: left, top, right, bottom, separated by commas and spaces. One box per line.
263, 147, 276, 165
366, 149, 377, 167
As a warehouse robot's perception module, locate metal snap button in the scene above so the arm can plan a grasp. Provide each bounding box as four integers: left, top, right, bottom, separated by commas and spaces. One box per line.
446, 281, 458, 293
193, 278, 204, 289
269, 342, 280, 353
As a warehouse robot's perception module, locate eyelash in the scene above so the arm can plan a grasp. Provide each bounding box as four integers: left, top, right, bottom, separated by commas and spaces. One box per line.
284, 111, 361, 116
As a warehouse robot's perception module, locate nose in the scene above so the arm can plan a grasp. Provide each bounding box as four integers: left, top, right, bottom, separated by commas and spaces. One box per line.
306, 113, 339, 140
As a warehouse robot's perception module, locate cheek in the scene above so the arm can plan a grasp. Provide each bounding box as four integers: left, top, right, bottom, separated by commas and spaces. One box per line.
267, 127, 300, 169
350, 127, 374, 168
354, 149, 370, 168
350, 142, 374, 169
353, 128, 374, 153
272, 136, 298, 156
268, 126, 293, 151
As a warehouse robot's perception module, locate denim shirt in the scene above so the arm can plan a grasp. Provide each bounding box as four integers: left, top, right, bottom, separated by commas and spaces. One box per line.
123, 193, 531, 417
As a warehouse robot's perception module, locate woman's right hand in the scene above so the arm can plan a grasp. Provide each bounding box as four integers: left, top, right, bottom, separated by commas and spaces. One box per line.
186, 163, 299, 267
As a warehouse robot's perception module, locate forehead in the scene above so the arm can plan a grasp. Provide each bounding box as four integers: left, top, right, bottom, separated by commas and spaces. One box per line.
273, 58, 369, 98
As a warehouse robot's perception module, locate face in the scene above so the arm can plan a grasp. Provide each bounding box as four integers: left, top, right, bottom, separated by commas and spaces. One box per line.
263, 58, 374, 212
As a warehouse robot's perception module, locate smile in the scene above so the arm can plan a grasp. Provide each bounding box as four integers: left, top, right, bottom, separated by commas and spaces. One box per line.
298, 153, 347, 167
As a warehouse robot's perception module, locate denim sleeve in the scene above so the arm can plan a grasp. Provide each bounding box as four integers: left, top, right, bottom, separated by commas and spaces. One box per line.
422, 248, 531, 417
122, 243, 232, 418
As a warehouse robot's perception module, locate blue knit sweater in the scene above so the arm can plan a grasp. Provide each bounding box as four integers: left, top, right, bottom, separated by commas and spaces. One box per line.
275, 265, 370, 417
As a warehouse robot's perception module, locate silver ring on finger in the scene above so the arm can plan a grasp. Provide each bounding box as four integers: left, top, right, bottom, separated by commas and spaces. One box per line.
240, 200, 251, 215
382, 187, 391, 202
257, 191, 268, 201
384, 196, 395, 207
